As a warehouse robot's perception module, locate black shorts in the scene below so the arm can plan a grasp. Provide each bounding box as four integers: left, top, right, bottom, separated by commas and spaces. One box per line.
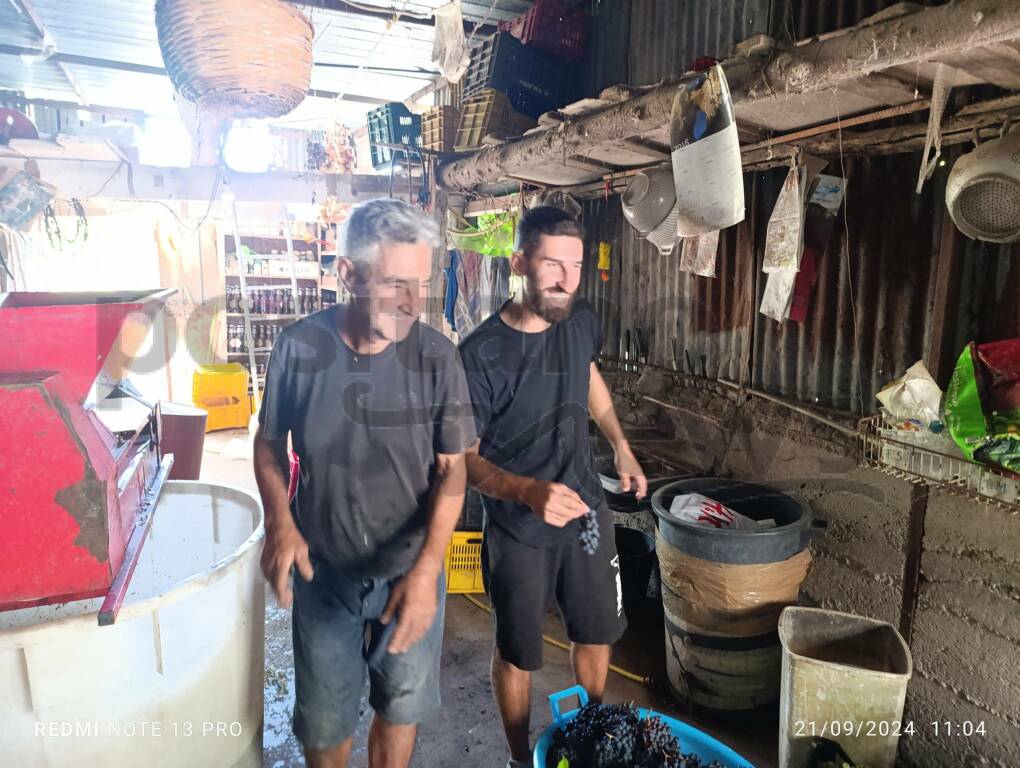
481, 508, 627, 671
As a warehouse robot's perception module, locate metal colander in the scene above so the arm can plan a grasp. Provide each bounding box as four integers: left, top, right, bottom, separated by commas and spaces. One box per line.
955, 178, 1020, 242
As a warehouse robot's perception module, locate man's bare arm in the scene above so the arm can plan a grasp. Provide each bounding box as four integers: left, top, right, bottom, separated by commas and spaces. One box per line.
464, 442, 589, 527
253, 428, 313, 608
589, 362, 647, 498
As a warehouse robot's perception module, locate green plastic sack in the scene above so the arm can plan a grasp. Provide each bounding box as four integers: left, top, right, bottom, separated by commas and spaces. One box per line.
448, 212, 516, 257
945, 340, 1020, 473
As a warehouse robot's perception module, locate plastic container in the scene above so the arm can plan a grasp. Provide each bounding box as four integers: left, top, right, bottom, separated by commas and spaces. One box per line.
533, 685, 755, 768
458, 488, 485, 531
367, 102, 422, 169
778, 607, 913, 768
421, 105, 460, 152
652, 478, 815, 711
445, 531, 484, 594
615, 525, 656, 610
462, 32, 570, 118
192, 362, 249, 402
454, 89, 535, 151
202, 397, 252, 432
159, 402, 207, 479
502, 0, 588, 62
651, 478, 814, 565
0, 481, 265, 768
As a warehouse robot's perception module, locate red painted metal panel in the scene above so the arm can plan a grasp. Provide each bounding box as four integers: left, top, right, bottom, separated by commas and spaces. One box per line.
0, 379, 111, 607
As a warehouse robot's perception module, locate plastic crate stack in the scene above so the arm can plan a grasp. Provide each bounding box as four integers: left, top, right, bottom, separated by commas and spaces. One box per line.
501, 0, 588, 63
454, 89, 536, 151
462, 31, 574, 119
367, 102, 422, 169
422, 105, 460, 152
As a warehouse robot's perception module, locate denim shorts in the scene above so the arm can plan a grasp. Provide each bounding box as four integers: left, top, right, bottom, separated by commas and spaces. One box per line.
291, 559, 446, 750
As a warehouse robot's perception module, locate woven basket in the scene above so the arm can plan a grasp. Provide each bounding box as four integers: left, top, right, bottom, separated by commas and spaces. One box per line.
156, 0, 313, 118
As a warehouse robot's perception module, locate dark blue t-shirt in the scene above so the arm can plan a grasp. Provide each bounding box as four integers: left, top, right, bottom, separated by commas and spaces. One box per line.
259, 308, 477, 578
458, 298, 605, 547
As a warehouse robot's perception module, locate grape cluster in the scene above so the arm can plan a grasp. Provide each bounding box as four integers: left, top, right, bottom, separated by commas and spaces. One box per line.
547, 702, 723, 768
578, 508, 600, 555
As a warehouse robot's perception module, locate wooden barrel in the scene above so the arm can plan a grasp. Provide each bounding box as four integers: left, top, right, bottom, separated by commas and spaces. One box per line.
652, 479, 814, 711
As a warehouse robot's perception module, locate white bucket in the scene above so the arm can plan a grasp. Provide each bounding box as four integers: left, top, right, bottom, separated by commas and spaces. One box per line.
0, 481, 265, 768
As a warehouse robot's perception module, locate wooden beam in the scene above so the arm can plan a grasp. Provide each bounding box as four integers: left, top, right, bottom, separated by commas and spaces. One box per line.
805, 93, 1020, 155
565, 155, 619, 174
621, 138, 671, 161
438, 0, 1020, 192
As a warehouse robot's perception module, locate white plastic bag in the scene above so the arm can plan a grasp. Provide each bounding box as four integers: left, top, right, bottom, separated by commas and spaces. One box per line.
667, 493, 760, 529
432, 0, 471, 83
877, 360, 943, 427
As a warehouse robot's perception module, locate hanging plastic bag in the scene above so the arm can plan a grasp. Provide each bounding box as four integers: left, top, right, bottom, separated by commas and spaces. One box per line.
432, 0, 471, 83
670, 65, 744, 236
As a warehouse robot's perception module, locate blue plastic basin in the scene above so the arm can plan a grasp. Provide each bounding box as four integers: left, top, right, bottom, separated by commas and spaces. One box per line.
533, 686, 756, 768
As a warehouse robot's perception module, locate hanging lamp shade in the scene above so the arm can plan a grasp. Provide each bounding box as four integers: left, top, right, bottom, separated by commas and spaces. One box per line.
155, 0, 314, 118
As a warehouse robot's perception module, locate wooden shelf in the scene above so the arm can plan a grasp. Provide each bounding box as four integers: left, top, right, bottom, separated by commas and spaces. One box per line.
226, 273, 319, 280
226, 313, 297, 320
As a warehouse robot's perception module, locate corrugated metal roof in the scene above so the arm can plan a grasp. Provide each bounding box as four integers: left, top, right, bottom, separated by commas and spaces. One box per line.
332, 0, 533, 24
0, 1, 531, 116
0, 54, 75, 99
0, 0, 43, 47
30, 0, 164, 67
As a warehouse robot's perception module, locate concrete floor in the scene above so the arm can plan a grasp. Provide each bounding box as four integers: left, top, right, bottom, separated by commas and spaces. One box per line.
200, 430, 777, 768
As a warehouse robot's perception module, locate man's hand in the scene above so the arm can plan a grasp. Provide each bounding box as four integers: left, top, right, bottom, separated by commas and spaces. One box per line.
614, 444, 648, 499
260, 519, 314, 609
523, 479, 590, 527
381, 563, 439, 654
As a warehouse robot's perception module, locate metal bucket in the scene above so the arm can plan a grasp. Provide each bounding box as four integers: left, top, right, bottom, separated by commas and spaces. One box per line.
652, 478, 814, 711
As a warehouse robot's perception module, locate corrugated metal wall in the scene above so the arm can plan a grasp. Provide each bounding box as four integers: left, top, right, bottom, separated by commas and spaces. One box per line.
581, 153, 962, 413
582, 0, 948, 93
578, 0, 1018, 415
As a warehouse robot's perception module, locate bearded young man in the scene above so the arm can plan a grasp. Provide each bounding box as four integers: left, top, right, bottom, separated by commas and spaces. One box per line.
254, 198, 476, 768
458, 205, 648, 768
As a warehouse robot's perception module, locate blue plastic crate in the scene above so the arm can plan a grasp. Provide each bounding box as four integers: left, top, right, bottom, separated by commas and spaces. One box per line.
367, 102, 423, 169
534, 686, 756, 768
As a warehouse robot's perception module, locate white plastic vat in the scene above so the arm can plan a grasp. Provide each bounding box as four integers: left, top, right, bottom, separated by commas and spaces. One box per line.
0, 481, 265, 768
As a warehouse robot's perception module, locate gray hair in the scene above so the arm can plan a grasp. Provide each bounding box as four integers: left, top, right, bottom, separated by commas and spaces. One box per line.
342, 198, 440, 268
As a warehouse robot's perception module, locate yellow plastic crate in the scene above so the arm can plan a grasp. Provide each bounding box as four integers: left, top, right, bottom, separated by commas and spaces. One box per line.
193, 364, 251, 431
201, 398, 252, 432
192, 363, 249, 402
445, 532, 484, 594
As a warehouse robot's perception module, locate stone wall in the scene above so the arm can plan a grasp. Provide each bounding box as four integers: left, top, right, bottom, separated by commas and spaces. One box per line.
609, 370, 1020, 767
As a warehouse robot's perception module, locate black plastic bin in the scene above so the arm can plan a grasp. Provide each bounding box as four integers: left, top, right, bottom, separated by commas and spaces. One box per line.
462, 32, 571, 118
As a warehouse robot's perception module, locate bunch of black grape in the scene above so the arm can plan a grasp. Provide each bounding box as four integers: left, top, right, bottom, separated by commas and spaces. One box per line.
578, 508, 600, 555
546, 702, 724, 768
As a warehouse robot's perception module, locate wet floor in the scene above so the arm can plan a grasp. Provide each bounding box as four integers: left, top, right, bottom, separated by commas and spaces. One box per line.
201, 430, 776, 768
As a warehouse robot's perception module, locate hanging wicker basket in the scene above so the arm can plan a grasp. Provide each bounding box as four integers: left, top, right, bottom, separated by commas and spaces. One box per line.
156, 0, 313, 118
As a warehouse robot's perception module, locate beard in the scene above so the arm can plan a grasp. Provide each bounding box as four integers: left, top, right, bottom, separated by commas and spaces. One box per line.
523, 285, 575, 324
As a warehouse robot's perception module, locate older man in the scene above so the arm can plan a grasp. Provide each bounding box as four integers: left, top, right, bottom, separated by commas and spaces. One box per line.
254, 199, 476, 768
